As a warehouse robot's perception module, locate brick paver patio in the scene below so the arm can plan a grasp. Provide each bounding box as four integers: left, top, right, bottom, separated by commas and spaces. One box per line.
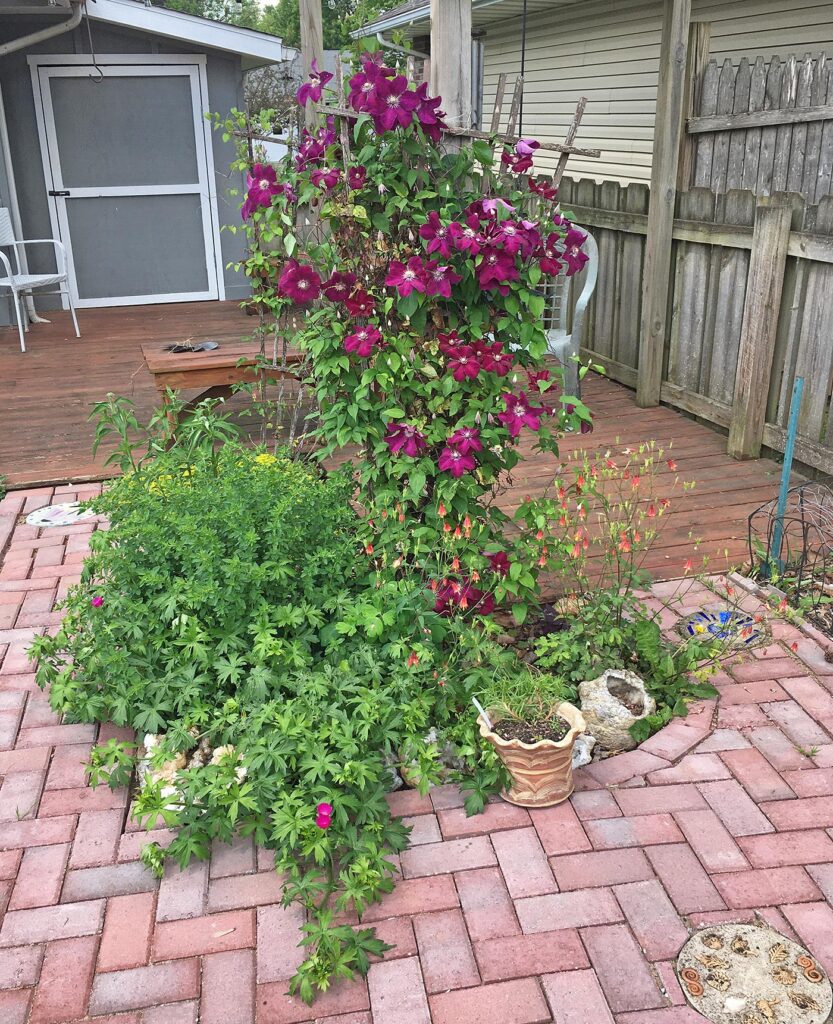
2, 486, 833, 1023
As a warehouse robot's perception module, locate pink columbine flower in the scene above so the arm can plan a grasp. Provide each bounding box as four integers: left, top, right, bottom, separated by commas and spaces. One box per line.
297, 59, 333, 106
386, 257, 427, 298
515, 138, 540, 158
91, 595, 104, 608
385, 423, 427, 457
344, 325, 381, 358
315, 801, 333, 829
498, 391, 543, 437
323, 271, 357, 302
447, 427, 482, 454
424, 261, 462, 299
278, 261, 321, 305
419, 211, 453, 258
310, 167, 341, 190
438, 446, 477, 478
344, 289, 376, 317
347, 166, 367, 190
447, 346, 480, 382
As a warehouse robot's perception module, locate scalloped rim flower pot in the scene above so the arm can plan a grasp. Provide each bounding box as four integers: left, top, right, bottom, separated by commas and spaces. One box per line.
477, 702, 587, 808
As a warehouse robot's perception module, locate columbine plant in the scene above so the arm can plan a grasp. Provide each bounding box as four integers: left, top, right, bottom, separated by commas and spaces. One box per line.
218, 46, 593, 625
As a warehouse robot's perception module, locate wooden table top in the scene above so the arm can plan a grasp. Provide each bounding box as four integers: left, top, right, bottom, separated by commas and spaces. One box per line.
141, 340, 303, 375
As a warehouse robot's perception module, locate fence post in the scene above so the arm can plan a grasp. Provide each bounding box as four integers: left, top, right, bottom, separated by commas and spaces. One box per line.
727, 195, 793, 459
676, 20, 711, 191
430, 0, 473, 140
299, 0, 323, 130
636, 0, 692, 408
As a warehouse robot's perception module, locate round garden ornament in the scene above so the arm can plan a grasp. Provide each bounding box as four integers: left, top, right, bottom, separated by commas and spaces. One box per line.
680, 608, 765, 647
676, 923, 831, 1024
26, 502, 96, 528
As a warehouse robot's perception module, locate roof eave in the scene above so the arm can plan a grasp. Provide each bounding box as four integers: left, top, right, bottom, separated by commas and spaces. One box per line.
350, 4, 430, 38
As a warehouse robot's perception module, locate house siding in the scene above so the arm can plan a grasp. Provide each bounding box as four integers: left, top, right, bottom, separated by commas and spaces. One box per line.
481, 0, 833, 184
0, 17, 249, 325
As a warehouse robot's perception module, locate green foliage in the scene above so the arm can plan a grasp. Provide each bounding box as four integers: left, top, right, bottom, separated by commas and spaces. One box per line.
259, 0, 389, 48
158, 0, 262, 29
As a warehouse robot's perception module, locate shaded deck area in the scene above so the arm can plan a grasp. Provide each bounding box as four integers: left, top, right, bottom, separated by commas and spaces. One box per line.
0, 302, 785, 577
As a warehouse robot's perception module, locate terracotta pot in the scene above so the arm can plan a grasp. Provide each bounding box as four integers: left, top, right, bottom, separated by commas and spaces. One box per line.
478, 702, 586, 808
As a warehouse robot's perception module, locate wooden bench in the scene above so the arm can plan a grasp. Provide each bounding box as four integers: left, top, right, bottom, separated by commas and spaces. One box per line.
141, 340, 304, 427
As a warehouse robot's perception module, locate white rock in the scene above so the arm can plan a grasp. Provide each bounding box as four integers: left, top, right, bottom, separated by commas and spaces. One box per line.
578, 669, 656, 752
572, 733, 596, 769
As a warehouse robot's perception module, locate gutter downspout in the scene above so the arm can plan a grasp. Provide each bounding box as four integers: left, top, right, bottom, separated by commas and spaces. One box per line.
375, 33, 429, 59
0, 0, 83, 324
0, 0, 84, 58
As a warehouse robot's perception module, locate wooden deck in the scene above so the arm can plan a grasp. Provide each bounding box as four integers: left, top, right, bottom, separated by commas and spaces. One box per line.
0, 302, 785, 577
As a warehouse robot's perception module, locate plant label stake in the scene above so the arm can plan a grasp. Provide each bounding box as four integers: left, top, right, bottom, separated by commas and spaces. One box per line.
764, 375, 804, 579
472, 698, 492, 731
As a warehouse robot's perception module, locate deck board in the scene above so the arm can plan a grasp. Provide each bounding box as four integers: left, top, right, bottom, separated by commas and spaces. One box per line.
1, 302, 785, 578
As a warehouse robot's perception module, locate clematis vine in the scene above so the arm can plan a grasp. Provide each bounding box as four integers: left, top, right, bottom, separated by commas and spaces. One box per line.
498, 391, 544, 437
323, 271, 357, 302
447, 346, 480, 382
297, 59, 333, 106
343, 325, 381, 358
278, 261, 321, 305
419, 211, 454, 257
386, 257, 427, 297
310, 168, 341, 190
438, 445, 477, 477
447, 427, 482, 453
344, 290, 376, 317
384, 423, 427, 457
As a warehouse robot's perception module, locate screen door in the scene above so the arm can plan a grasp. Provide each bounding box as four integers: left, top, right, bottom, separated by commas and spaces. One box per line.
35, 63, 220, 307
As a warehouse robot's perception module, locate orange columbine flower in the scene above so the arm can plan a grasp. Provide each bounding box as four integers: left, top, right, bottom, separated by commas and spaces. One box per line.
667, 458, 678, 471
659, 498, 670, 509
407, 652, 420, 667
471, 570, 480, 582
606, 458, 616, 470
536, 530, 544, 541
381, 509, 388, 519
571, 543, 581, 558
463, 515, 472, 530
647, 504, 657, 518
683, 558, 693, 574
631, 475, 641, 490
430, 579, 438, 591
438, 679, 446, 687
790, 641, 799, 653
538, 553, 547, 566
365, 543, 374, 555
559, 516, 567, 527
451, 557, 460, 571
778, 597, 788, 613
454, 526, 462, 539
577, 474, 585, 488
443, 521, 451, 534
438, 502, 447, 517
578, 504, 586, 520
460, 596, 469, 609
619, 538, 631, 553
633, 531, 641, 543
399, 513, 405, 522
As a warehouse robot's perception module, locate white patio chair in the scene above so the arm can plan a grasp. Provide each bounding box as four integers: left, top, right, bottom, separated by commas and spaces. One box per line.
544, 225, 598, 398
0, 207, 80, 353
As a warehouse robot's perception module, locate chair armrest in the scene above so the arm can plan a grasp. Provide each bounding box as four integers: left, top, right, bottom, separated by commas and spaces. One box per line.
0, 249, 14, 280
11, 238, 69, 276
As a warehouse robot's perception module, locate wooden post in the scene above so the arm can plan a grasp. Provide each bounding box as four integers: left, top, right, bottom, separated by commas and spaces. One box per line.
430, 0, 472, 136
636, 0, 691, 408
727, 196, 793, 460
299, 0, 323, 130
676, 21, 711, 191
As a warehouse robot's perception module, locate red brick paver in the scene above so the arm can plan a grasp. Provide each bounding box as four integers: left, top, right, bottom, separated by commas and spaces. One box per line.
2, 492, 833, 1021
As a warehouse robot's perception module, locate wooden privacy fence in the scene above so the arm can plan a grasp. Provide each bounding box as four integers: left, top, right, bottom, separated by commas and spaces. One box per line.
686, 53, 833, 203
559, 175, 833, 475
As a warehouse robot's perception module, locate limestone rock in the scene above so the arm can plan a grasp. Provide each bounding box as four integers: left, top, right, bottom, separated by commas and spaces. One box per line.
571, 732, 596, 769
578, 669, 655, 752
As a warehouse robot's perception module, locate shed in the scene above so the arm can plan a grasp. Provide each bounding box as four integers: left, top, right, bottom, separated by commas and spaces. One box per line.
0, 0, 291, 326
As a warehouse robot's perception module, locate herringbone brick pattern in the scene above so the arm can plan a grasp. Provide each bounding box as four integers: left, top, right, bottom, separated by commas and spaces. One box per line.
2, 488, 833, 1023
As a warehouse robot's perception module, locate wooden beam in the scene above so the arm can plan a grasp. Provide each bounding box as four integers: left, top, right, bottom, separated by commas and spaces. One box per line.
688, 102, 833, 133
676, 21, 711, 191
727, 196, 793, 460
299, 0, 323, 130
636, 0, 692, 408
430, 0, 472, 138
552, 96, 588, 189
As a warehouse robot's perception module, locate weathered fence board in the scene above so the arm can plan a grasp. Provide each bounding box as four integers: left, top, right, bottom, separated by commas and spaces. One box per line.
560, 175, 833, 475
689, 53, 833, 202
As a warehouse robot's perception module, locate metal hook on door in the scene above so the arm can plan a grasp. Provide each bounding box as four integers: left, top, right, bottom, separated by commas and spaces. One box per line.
82, 1, 104, 83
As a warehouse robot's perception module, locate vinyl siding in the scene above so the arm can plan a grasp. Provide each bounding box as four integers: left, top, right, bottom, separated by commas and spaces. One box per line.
481, 0, 833, 184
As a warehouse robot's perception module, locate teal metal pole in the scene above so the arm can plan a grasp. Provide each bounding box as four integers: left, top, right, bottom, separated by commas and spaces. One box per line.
768, 376, 804, 576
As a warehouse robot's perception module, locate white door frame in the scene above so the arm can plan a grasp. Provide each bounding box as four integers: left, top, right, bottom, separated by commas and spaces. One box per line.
28, 53, 226, 308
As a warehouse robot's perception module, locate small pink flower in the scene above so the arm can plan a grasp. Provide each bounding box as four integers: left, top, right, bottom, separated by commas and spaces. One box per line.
91, 595, 104, 608
315, 801, 333, 829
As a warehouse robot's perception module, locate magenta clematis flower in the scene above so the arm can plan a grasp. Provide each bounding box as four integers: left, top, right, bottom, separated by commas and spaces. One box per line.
344, 325, 381, 358
369, 74, 420, 132
385, 423, 427, 457
528, 176, 558, 201
515, 138, 540, 158
315, 801, 333, 829
539, 232, 564, 276
385, 257, 427, 298
297, 59, 333, 107
447, 346, 480, 382
449, 215, 485, 255
474, 340, 513, 376
414, 82, 447, 142
310, 167, 341, 190
241, 163, 283, 219
344, 289, 376, 317
278, 260, 321, 305
437, 330, 463, 355
563, 227, 590, 276
487, 551, 511, 576
419, 211, 453, 258
477, 247, 519, 294
493, 220, 526, 255
447, 426, 482, 454
481, 197, 515, 217
527, 368, 551, 388
424, 261, 462, 299
438, 446, 477, 477
501, 150, 534, 174
498, 392, 543, 437
91, 595, 104, 608
347, 166, 367, 190
323, 271, 357, 302
347, 57, 395, 112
